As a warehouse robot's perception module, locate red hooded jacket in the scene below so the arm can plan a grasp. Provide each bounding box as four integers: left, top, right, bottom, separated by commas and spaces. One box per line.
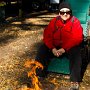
43, 16, 83, 51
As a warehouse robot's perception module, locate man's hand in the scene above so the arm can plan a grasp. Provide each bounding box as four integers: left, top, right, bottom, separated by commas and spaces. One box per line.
52, 48, 65, 57
57, 48, 65, 54
52, 48, 58, 57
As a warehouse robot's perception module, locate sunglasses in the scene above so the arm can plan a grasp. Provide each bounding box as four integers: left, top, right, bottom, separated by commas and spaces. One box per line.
60, 11, 71, 15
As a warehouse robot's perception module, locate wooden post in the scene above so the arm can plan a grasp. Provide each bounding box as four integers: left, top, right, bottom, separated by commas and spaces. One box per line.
17, 0, 23, 17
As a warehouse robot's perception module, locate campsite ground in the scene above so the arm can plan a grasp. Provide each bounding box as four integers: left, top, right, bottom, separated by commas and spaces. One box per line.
0, 10, 90, 90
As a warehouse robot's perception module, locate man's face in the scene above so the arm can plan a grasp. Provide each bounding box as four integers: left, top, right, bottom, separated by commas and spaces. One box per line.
59, 8, 71, 21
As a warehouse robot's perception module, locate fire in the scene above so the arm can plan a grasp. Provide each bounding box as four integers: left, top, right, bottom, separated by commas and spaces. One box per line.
24, 60, 43, 90
18, 60, 63, 90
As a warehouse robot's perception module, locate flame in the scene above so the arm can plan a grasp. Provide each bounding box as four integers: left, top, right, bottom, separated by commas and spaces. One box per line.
18, 60, 63, 90
24, 60, 43, 90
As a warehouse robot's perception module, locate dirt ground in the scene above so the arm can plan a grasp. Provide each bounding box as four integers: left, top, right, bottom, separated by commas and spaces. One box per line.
0, 10, 90, 90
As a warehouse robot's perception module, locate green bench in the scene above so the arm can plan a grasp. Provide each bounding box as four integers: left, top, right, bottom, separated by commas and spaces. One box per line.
71, 3, 89, 13
73, 12, 87, 24
47, 56, 70, 74
67, 1, 90, 14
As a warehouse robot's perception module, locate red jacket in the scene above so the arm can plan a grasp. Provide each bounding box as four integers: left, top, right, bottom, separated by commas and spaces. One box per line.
43, 16, 83, 51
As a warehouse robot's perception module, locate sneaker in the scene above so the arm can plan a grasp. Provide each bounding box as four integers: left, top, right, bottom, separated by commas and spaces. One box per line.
70, 82, 79, 90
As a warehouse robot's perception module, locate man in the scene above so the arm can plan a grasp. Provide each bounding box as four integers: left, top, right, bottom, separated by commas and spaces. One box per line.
36, 2, 84, 90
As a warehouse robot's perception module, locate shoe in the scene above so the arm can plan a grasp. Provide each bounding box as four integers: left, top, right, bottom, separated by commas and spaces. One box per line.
70, 82, 79, 90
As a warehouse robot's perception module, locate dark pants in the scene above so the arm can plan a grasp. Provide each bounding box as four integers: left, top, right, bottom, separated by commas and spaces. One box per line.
35, 43, 87, 82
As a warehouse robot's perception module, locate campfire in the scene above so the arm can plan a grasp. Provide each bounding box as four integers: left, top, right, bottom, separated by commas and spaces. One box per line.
23, 60, 43, 90
18, 59, 68, 90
